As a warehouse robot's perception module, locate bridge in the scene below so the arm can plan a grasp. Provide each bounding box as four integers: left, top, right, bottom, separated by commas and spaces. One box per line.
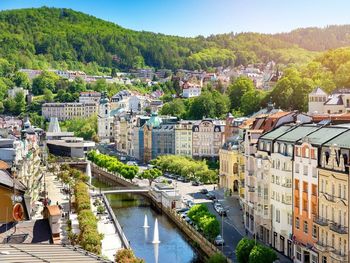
95, 186, 150, 194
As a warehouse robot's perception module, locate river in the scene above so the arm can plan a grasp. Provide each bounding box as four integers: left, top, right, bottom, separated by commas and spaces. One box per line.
93, 179, 201, 263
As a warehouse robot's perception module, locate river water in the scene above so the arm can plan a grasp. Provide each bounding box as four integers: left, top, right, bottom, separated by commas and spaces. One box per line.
91, 178, 200, 263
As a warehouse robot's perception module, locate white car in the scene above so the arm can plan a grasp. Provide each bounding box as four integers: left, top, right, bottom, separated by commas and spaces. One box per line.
214, 235, 225, 246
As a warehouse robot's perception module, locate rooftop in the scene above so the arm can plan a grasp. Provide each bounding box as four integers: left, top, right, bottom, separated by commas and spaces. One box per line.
297, 126, 349, 146
260, 125, 295, 141
276, 125, 320, 143
0, 244, 111, 262
324, 130, 350, 148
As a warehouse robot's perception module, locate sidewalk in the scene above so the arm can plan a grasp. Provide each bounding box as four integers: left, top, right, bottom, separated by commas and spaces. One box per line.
213, 189, 292, 263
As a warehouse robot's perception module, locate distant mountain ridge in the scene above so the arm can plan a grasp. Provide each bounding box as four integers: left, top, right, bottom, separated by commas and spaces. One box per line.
0, 7, 350, 73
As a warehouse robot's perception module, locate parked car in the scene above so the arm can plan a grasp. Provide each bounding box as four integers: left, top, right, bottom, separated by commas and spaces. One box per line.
206, 192, 216, 200
183, 177, 190, 183
214, 235, 225, 246
186, 200, 194, 208
178, 177, 185, 182
214, 203, 223, 212
176, 208, 189, 213
191, 181, 200, 186
200, 188, 208, 194
185, 216, 193, 224
126, 161, 138, 166
181, 211, 189, 218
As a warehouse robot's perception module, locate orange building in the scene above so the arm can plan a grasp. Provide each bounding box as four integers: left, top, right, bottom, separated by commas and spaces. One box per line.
293, 126, 349, 263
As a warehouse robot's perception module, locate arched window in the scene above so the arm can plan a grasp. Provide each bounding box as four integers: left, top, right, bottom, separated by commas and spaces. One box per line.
305, 147, 309, 158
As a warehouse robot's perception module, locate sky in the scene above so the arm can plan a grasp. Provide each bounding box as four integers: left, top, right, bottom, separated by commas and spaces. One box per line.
1, 0, 350, 37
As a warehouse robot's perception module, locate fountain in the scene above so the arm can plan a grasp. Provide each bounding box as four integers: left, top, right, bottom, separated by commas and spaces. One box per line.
152, 218, 160, 244
143, 214, 150, 228
154, 243, 159, 263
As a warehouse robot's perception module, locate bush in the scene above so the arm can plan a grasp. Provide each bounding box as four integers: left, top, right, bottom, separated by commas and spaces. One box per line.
206, 253, 227, 263
236, 238, 255, 263
97, 205, 106, 214
248, 244, 277, 263
115, 249, 144, 263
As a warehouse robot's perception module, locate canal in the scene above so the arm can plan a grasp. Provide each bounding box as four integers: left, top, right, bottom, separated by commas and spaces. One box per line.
93, 179, 201, 263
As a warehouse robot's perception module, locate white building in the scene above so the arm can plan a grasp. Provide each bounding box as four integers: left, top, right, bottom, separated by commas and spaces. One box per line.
79, 91, 101, 103
308, 87, 350, 115
97, 95, 114, 143
182, 82, 202, 98
8, 87, 29, 99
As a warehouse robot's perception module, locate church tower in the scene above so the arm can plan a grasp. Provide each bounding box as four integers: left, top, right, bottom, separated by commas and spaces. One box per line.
98, 92, 112, 142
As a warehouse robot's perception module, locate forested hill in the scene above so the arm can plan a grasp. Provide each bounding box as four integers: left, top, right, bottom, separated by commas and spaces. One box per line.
275, 25, 350, 51
0, 7, 349, 73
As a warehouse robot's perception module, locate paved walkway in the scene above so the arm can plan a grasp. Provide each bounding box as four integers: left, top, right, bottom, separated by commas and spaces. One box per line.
91, 195, 122, 261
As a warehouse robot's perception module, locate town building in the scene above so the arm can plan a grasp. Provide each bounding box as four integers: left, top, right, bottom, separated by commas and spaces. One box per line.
97, 94, 114, 143
46, 137, 95, 158
315, 129, 350, 263
308, 87, 350, 115
143, 113, 176, 163
192, 119, 225, 159
182, 81, 202, 98
42, 102, 98, 120
8, 87, 29, 99
219, 135, 244, 196
174, 120, 193, 157
293, 126, 349, 263
78, 91, 101, 103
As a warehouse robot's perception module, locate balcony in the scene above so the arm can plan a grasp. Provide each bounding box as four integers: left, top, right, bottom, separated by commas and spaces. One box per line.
314, 241, 328, 252
313, 216, 328, 226
330, 250, 348, 262
329, 222, 348, 234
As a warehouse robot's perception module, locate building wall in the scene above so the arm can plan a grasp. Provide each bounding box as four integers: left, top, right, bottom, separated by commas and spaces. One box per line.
219, 149, 243, 195
293, 143, 319, 263
175, 123, 192, 157
42, 103, 98, 121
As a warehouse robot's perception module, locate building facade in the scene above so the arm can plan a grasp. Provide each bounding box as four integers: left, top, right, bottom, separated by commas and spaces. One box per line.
175, 121, 193, 157
42, 102, 98, 120
97, 95, 114, 142
192, 119, 225, 159
315, 131, 350, 263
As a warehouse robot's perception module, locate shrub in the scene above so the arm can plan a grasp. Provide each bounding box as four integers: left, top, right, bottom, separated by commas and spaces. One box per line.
206, 253, 227, 263
248, 244, 277, 263
115, 249, 144, 263
236, 238, 255, 263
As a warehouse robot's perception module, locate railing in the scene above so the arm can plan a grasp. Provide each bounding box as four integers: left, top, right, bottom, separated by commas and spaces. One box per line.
101, 194, 130, 249
330, 222, 348, 234
313, 216, 328, 226
330, 250, 347, 261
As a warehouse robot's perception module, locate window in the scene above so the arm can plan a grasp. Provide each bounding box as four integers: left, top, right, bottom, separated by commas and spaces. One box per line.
312, 167, 317, 178
311, 255, 318, 263
276, 209, 280, 223
303, 182, 308, 193
295, 217, 300, 229
312, 225, 317, 238
296, 246, 301, 261
312, 184, 317, 196
295, 163, 300, 173
344, 185, 347, 200
303, 165, 308, 175
322, 256, 327, 263
304, 221, 308, 234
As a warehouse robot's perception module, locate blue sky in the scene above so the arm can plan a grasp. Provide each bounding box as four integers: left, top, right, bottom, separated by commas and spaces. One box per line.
1, 0, 350, 37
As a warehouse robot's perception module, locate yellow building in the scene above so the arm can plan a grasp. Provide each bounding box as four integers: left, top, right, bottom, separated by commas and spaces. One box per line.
315, 132, 350, 263
219, 136, 244, 197
175, 121, 193, 157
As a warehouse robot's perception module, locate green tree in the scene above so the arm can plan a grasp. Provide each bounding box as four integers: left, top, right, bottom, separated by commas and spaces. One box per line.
228, 76, 255, 110
12, 71, 30, 89
30, 112, 45, 128
140, 168, 162, 185
14, 91, 26, 115
32, 71, 59, 95
240, 90, 264, 115
43, 88, 54, 102
159, 99, 186, 118
248, 244, 277, 263
236, 238, 255, 263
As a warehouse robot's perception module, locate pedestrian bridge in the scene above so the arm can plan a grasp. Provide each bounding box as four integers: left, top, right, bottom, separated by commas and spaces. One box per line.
97, 186, 149, 194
